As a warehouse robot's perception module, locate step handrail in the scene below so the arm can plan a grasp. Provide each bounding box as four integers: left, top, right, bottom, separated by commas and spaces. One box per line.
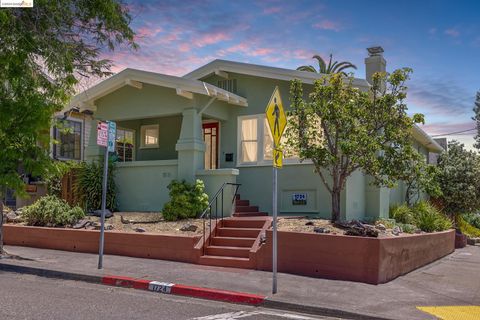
200, 182, 241, 255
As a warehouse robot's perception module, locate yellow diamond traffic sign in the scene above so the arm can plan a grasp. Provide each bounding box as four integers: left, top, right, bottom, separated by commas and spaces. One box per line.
265, 86, 286, 147
273, 149, 283, 168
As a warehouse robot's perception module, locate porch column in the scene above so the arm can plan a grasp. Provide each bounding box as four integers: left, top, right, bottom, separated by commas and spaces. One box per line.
175, 108, 205, 182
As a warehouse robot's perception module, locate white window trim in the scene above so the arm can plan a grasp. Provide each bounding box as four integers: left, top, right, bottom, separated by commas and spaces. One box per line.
237, 114, 312, 167
54, 117, 84, 161
116, 127, 136, 162
140, 124, 159, 149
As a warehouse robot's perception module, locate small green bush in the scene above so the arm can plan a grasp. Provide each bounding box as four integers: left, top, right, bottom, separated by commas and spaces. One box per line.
457, 215, 480, 238
22, 195, 85, 227
74, 159, 117, 212
162, 179, 209, 221
463, 213, 480, 229
389, 204, 415, 225
375, 218, 396, 229
396, 223, 417, 234
412, 201, 452, 232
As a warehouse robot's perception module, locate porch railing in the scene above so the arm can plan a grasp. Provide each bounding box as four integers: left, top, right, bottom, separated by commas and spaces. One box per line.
200, 182, 241, 254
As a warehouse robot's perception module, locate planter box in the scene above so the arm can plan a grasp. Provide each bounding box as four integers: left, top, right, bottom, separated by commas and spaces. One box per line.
3, 225, 200, 263
254, 229, 455, 284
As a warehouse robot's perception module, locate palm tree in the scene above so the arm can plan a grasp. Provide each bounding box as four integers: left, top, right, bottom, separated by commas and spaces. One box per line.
297, 54, 357, 76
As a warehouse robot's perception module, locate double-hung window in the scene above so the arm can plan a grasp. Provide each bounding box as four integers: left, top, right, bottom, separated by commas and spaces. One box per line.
140, 124, 159, 148
116, 128, 135, 162
238, 114, 302, 166
54, 119, 82, 160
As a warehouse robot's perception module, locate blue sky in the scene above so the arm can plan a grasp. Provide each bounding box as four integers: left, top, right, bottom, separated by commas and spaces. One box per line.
107, 0, 480, 149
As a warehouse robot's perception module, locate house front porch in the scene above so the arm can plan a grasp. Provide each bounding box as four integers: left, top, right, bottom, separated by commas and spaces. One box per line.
74, 69, 247, 212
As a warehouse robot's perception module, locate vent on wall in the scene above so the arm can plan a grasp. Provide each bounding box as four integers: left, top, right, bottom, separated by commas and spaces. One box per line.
217, 79, 237, 94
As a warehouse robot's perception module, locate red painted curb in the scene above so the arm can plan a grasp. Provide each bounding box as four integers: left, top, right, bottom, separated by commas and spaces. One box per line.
102, 275, 150, 290
171, 284, 265, 305
101, 275, 265, 305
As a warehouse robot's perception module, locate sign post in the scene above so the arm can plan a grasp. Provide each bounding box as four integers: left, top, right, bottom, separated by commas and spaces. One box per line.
265, 86, 286, 294
96, 120, 116, 269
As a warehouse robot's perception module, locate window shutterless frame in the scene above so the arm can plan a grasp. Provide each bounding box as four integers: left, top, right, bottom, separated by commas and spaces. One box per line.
53, 117, 83, 161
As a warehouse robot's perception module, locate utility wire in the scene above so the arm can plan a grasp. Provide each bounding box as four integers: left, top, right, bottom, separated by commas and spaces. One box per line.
431, 128, 477, 137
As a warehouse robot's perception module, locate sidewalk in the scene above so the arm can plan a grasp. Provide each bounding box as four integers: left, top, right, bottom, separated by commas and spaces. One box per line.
1, 245, 479, 320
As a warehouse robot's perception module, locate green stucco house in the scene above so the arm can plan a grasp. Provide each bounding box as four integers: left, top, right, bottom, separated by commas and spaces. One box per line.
64, 47, 442, 220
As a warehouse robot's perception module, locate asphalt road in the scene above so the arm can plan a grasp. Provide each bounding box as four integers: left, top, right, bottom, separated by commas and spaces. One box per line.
0, 271, 341, 320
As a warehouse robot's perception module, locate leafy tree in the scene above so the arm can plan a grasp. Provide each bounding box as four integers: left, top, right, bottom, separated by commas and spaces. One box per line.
286, 70, 424, 222
387, 148, 442, 206
0, 0, 136, 253
436, 141, 480, 216
297, 54, 357, 75
473, 90, 480, 149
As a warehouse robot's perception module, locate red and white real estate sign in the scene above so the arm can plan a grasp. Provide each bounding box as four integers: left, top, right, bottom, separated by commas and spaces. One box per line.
97, 121, 109, 147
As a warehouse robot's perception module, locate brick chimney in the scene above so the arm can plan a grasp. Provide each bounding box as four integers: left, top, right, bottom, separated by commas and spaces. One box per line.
365, 46, 386, 85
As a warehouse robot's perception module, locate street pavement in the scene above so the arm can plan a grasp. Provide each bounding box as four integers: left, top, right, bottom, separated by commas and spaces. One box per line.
0, 272, 341, 320
1, 245, 480, 319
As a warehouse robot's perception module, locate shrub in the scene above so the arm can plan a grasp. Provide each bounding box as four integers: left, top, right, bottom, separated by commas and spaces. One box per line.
412, 201, 452, 232
375, 218, 396, 229
396, 223, 417, 234
389, 204, 415, 224
463, 212, 480, 229
162, 179, 209, 221
457, 215, 480, 238
74, 159, 117, 212
22, 195, 85, 227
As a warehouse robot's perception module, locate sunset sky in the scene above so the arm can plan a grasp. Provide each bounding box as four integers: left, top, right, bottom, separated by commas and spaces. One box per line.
106, 0, 480, 149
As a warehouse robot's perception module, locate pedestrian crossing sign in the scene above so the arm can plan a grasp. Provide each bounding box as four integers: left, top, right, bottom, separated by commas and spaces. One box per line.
265, 86, 286, 147
273, 149, 283, 168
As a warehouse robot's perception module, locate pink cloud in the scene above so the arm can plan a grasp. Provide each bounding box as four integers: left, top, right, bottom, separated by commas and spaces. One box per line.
136, 26, 163, 38
178, 43, 190, 52
312, 20, 341, 32
444, 28, 460, 37
263, 6, 282, 14
192, 32, 231, 48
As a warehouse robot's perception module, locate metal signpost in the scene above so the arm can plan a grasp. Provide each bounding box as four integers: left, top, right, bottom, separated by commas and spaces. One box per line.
265, 86, 286, 294
97, 120, 116, 269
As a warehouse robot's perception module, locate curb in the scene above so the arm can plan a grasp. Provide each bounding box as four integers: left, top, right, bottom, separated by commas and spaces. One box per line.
0, 262, 264, 306
101, 274, 265, 305
0, 262, 394, 320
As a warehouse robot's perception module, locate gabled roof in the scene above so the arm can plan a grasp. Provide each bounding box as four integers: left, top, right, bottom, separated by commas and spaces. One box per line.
183, 59, 370, 89
70, 68, 248, 111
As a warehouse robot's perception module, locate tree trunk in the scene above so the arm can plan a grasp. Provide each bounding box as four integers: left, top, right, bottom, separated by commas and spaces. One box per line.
0, 201, 4, 254
331, 191, 341, 222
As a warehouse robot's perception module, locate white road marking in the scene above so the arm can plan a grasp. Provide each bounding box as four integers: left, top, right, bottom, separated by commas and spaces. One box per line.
192, 310, 323, 320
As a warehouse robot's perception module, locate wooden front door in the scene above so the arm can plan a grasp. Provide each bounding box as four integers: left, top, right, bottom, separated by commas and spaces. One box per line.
202, 122, 219, 169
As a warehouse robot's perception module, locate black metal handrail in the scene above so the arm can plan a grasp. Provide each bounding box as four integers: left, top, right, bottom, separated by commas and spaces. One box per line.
200, 182, 241, 254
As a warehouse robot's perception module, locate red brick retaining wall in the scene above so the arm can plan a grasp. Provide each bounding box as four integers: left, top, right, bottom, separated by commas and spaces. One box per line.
3, 225, 200, 263
254, 229, 455, 284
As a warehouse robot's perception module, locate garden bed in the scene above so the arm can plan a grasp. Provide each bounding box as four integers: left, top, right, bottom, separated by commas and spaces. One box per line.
6, 212, 206, 236
276, 217, 415, 238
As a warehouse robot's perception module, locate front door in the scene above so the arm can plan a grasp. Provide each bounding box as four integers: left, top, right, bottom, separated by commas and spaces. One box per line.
202, 122, 219, 169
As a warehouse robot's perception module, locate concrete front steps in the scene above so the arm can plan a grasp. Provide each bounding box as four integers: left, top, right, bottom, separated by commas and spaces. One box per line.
233, 195, 268, 218
199, 216, 271, 269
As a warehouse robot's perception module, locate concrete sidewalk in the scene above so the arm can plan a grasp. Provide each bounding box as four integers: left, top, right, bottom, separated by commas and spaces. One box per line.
1, 245, 479, 320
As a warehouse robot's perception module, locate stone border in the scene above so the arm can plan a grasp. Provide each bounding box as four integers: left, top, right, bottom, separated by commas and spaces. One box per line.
253, 229, 455, 284
3, 224, 455, 284
3, 225, 200, 263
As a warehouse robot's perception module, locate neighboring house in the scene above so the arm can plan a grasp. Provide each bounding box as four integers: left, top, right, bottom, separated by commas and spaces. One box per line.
63, 46, 442, 220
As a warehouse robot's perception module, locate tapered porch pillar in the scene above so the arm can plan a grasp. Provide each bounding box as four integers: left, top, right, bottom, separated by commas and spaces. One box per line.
175, 108, 205, 182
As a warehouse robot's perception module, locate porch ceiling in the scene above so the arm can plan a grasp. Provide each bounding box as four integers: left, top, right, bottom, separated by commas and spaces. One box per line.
69, 68, 248, 112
